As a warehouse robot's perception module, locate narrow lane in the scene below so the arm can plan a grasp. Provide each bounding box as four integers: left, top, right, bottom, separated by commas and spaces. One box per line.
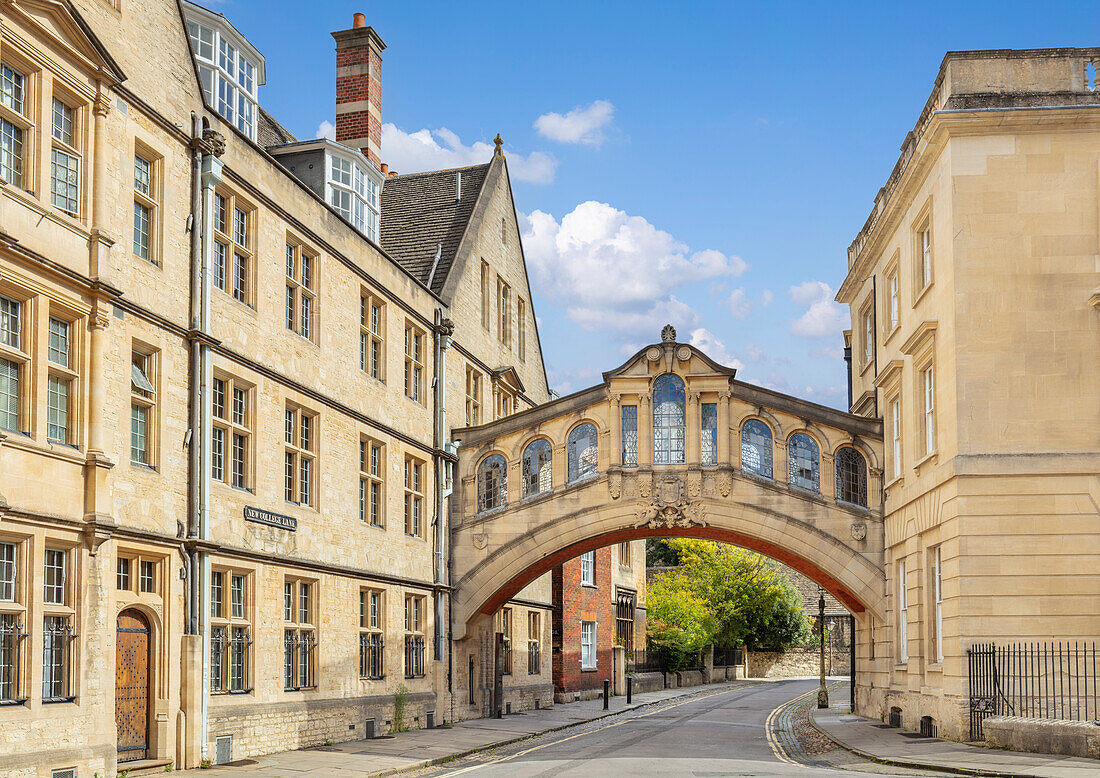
421, 680, 954, 777
423, 680, 819, 776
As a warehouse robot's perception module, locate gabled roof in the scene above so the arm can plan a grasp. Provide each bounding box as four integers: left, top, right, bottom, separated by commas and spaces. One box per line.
380, 161, 492, 295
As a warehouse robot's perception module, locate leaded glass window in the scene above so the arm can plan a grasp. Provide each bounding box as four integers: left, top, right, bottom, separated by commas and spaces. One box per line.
701, 403, 717, 465
835, 446, 867, 507
621, 405, 637, 466
477, 454, 507, 512
567, 423, 598, 483
741, 420, 773, 478
522, 440, 552, 498
652, 374, 686, 465
787, 432, 820, 493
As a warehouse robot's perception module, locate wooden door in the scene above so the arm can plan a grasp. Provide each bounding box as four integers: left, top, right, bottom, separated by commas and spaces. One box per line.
116, 609, 150, 762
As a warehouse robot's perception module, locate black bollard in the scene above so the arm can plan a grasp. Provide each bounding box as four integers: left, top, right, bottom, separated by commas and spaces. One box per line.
627, 675, 633, 704
603, 679, 610, 709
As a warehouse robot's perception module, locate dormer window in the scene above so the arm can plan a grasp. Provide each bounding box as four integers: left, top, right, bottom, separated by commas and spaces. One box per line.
327, 151, 380, 242
184, 2, 265, 141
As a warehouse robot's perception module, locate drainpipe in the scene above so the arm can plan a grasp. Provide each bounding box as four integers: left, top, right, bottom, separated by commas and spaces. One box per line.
187, 115, 203, 636
197, 134, 223, 761
432, 311, 453, 714
870, 276, 879, 419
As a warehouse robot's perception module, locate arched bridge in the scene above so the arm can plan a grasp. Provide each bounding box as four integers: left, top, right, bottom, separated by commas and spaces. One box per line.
450, 333, 885, 642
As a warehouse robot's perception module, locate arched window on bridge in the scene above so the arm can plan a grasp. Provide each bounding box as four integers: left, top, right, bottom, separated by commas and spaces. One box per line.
567, 423, 599, 483
522, 439, 553, 498
653, 374, 686, 465
740, 419, 773, 478
477, 454, 507, 512
787, 432, 820, 493
835, 446, 868, 507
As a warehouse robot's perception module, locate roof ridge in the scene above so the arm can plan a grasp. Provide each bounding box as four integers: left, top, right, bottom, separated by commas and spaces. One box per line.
385, 162, 491, 179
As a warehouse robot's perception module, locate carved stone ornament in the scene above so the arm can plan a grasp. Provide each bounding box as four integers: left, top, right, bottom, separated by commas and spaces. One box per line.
197, 128, 226, 157
608, 470, 622, 500
472, 532, 489, 549
437, 317, 455, 336
638, 475, 652, 499
646, 347, 662, 362
850, 521, 867, 541
661, 324, 677, 343
634, 475, 707, 530
717, 471, 732, 498
676, 346, 692, 362
687, 470, 702, 498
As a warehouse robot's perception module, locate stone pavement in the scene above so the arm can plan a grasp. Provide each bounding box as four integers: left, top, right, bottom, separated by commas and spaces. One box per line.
810, 690, 1100, 777
176, 679, 756, 777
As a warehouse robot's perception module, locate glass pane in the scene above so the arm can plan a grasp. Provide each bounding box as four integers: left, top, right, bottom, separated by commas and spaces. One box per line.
652, 374, 686, 465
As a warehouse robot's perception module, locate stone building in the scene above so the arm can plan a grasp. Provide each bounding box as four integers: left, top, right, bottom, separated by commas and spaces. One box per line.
0, 1, 605, 774
839, 48, 1100, 739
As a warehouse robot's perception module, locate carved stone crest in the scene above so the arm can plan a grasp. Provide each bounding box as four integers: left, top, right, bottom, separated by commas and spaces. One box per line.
850, 521, 867, 541
661, 324, 677, 343
472, 532, 489, 549
687, 470, 702, 498
608, 470, 622, 500
716, 471, 732, 498
634, 476, 707, 530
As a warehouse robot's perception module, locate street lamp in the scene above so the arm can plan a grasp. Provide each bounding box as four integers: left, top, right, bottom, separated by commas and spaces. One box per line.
817, 593, 829, 709
827, 618, 836, 675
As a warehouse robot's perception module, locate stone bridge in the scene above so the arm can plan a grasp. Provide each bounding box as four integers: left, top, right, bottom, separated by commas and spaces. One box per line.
450, 331, 885, 643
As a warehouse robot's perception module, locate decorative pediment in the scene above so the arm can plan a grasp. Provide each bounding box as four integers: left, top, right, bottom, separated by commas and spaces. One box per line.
490, 366, 525, 395
603, 326, 738, 383
6, 0, 126, 84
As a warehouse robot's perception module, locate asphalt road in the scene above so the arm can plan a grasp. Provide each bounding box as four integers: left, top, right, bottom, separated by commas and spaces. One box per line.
420, 680, 949, 777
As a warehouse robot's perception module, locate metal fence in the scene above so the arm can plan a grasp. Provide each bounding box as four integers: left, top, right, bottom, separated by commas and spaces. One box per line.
628, 645, 740, 673
713, 645, 742, 667
968, 641, 1100, 741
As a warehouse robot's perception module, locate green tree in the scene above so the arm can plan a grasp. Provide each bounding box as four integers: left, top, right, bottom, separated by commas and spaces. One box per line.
645, 570, 716, 670
646, 538, 680, 567
646, 540, 812, 655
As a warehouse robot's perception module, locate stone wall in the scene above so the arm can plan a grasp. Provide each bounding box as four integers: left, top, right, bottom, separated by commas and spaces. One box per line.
983, 716, 1100, 760
745, 646, 851, 678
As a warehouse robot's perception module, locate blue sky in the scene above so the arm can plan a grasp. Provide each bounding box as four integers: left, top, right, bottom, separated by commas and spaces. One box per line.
222, 1, 1089, 407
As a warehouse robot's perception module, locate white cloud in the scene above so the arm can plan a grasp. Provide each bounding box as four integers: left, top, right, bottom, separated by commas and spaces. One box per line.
373, 124, 555, 184
743, 343, 766, 363
788, 281, 848, 338
520, 201, 748, 335
316, 120, 336, 141
534, 100, 615, 145
810, 345, 844, 361
761, 289, 774, 307
726, 288, 750, 319
689, 328, 744, 371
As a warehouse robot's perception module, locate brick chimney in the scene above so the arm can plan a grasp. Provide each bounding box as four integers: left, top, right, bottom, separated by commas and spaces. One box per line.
332, 13, 386, 169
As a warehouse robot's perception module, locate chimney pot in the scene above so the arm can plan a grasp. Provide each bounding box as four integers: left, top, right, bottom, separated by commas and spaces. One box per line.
380, 163, 389, 175
353, 12, 366, 28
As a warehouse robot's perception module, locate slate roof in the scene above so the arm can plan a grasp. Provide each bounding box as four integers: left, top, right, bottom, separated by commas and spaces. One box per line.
257, 106, 297, 147
380, 162, 491, 295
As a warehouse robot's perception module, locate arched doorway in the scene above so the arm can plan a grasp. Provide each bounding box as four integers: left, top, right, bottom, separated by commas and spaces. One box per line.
116, 609, 151, 763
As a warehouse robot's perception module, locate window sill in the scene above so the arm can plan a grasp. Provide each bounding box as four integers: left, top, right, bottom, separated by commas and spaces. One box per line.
883, 324, 901, 348
926, 662, 943, 673
580, 667, 598, 673
43, 696, 77, 704
913, 450, 938, 474
364, 522, 386, 531
913, 281, 934, 307
130, 460, 158, 472
884, 474, 904, 491
404, 533, 426, 541
0, 698, 28, 707
581, 583, 597, 589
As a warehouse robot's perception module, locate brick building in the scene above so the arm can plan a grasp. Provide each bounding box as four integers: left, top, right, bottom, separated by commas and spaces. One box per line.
551, 542, 646, 701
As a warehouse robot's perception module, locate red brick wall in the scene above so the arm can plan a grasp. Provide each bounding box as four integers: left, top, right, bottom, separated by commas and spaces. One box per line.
334, 38, 383, 167
552, 547, 616, 693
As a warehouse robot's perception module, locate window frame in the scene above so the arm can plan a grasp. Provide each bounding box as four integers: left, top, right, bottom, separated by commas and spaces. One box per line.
283, 403, 317, 507
41, 545, 75, 703
480, 261, 491, 331
212, 374, 253, 490
210, 566, 253, 694
359, 588, 385, 680
359, 292, 385, 381
787, 432, 820, 493
403, 594, 426, 679
579, 550, 596, 587
284, 239, 317, 342
465, 365, 482, 425
740, 419, 773, 479
0, 536, 28, 705
897, 557, 908, 664
580, 620, 597, 670
0, 291, 29, 434
403, 321, 425, 404
652, 374, 686, 465
48, 94, 81, 218
403, 455, 426, 538
0, 58, 33, 192
212, 187, 254, 306
567, 422, 599, 484
521, 438, 552, 499
359, 437, 385, 528
130, 344, 158, 467
44, 310, 79, 447
282, 578, 316, 691
132, 144, 161, 264
497, 276, 511, 347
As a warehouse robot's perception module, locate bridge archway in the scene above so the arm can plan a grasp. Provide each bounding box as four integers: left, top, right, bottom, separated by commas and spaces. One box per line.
450, 332, 886, 642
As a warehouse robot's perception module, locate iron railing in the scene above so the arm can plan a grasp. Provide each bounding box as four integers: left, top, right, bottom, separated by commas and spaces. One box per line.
404, 635, 425, 678
528, 640, 540, 674
501, 640, 512, 675
713, 645, 742, 667
359, 632, 384, 679
0, 616, 27, 705
969, 641, 1100, 741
